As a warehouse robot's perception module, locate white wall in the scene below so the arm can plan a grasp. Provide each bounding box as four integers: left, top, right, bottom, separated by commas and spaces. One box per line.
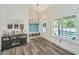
40, 5, 79, 54
0, 4, 29, 50
0, 4, 79, 54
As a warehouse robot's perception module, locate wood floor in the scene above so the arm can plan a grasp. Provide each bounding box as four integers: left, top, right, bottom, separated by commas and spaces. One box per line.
1, 37, 74, 55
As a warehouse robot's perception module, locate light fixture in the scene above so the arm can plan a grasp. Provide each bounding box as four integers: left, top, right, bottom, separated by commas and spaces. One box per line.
36, 4, 39, 23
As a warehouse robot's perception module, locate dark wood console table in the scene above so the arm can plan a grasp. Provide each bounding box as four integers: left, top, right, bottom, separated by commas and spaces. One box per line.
1, 34, 27, 51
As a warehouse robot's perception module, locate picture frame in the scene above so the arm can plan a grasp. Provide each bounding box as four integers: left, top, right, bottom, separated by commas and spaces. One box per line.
42, 21, 47, 32
14, 24, 19, 29
8, 24, 13, 29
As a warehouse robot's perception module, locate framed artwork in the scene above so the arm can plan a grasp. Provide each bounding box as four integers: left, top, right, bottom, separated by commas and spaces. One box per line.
43, 23, 46, 28
14, 24, 19, 29
42, 21, 47, 32
20, 24, 24, 32
8, 24, 13, 29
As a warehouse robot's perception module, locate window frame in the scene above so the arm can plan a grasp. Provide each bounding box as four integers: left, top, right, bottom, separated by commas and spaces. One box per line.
53, 15, 77, 40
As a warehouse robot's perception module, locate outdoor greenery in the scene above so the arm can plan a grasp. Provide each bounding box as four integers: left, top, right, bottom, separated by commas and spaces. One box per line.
53, 15, 76, 40
63, 18, 76, 28
54, 18, 76, 28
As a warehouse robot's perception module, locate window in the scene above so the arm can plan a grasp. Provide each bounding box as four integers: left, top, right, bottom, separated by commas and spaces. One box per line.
53, 18, 61, 36
53, 15, 76, 40
29, 24, 39, 32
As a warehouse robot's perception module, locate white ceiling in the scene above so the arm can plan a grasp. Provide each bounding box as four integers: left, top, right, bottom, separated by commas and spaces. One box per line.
29, 4, 51, 13
29, 4, 79, 13
29, 4, 79, 19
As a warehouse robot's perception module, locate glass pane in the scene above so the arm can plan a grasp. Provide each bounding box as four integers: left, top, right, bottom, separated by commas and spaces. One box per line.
70, 17, 76, 40
58, 19, 63, 37
54, 27, 58, 36
66, 20, 71, 40
63, 15, 76, 40
53, 15, 76, 41
54, 19, 58, 26
53, 19, 58, 36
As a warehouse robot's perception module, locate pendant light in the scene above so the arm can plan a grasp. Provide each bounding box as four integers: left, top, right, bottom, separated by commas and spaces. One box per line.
36, 4, 39, 24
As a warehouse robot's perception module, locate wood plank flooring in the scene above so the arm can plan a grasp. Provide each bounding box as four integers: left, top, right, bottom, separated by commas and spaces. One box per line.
1, 37, 74, 55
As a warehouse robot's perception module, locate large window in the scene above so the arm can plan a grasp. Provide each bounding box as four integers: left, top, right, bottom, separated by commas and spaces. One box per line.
53, 15, 76, 40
